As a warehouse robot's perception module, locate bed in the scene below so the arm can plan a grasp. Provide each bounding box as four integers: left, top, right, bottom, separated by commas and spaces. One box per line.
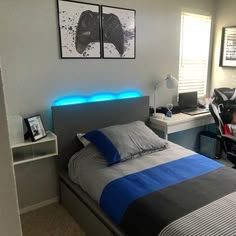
52, 96, 236, 236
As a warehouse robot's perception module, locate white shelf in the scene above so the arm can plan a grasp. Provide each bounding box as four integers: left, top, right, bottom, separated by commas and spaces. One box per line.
13, 154, 56, 165
11, 131, 57, 148
11, 131, 58, 165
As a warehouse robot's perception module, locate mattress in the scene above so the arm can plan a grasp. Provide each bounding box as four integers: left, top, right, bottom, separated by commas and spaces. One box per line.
68, 142, 236, 236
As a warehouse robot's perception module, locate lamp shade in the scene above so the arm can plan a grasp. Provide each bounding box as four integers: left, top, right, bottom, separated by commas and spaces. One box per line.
165, 74, 178, 89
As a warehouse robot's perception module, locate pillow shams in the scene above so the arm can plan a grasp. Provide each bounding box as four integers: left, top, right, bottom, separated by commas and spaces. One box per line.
77, 133, 90, 147
83, 121, 168, 165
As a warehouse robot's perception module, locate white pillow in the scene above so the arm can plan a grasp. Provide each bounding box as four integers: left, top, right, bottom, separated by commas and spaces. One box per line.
77, 133, 90, 147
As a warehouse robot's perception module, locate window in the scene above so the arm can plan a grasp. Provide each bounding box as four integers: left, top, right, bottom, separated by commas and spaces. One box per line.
178, 12, 211, 97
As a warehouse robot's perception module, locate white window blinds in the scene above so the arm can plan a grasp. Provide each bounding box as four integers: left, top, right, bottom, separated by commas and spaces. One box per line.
178, 12, 211, 97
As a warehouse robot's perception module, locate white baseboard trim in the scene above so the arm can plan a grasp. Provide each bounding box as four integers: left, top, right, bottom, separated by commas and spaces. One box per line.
20, 197, 59, 215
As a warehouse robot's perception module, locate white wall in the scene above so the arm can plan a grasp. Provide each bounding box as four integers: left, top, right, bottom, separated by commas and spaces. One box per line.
0, 63, 22, 236
0, 0, 216, 209
211, 0, 236, 93
0, 0, 215, 129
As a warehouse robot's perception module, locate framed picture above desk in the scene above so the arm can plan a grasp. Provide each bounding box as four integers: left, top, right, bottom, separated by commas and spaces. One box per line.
220, 26, 236, 67
150, 112, 214, 140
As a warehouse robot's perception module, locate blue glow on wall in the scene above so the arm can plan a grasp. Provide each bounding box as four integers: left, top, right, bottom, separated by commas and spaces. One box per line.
117, 91, 141, 99
54, 96, 87, 106
53, 90, 141, 106
88, 93, 116, 102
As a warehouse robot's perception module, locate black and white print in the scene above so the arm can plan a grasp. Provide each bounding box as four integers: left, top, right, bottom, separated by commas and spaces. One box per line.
101, 6, 136, 59
220, 26, 236, 67
57, 0, 101, 58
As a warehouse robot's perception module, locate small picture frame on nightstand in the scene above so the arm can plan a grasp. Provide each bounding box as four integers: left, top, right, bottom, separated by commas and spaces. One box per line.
24, 115, 47, 142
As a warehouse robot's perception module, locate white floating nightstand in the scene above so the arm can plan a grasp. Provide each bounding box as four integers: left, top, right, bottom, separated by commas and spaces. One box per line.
11, 131, 58, 165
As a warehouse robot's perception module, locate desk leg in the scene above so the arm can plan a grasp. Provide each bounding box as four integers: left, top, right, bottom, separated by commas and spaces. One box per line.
164, 132, 168, 140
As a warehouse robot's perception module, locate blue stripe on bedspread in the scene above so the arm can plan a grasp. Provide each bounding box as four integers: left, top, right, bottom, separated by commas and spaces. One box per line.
99, 154, 223, 224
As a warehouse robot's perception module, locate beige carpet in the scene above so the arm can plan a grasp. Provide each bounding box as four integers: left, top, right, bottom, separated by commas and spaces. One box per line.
21, 203, 86, 236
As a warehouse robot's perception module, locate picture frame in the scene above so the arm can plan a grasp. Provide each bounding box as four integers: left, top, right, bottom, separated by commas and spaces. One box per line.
57, 0, 101, 58
101, 5, 136, 59
24, 115, 47, 142
220, 26, 236, 67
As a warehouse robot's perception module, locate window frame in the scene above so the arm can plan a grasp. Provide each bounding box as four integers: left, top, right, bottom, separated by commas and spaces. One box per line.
178, 11, 212, 98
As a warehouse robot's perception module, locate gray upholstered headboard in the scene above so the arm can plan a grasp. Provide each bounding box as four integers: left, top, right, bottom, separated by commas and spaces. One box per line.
52, 96, 150, 171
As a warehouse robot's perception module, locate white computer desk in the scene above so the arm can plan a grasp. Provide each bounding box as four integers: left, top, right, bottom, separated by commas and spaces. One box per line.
150, 112, 214, 139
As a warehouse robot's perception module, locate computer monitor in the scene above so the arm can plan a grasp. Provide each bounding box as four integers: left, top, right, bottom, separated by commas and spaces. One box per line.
178, 91, 198, 110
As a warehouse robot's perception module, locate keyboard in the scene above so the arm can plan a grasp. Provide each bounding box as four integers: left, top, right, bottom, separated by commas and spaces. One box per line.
182, 107, 209, 116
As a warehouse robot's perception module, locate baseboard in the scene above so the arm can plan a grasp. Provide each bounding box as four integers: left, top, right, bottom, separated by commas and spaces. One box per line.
20, 197, 59, 215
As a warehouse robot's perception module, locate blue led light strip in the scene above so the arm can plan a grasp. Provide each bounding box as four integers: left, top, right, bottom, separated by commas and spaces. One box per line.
53, 91, 141, 106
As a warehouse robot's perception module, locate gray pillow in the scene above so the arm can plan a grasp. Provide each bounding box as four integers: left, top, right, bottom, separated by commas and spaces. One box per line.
83, 121, 168, 165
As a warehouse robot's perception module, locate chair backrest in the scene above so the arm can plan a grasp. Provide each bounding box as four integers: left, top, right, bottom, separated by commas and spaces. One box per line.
210, 87, 236, 135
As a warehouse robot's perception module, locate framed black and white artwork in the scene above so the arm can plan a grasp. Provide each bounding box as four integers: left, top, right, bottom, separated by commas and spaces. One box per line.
220, 26, 236, 67
24, 115, 47, 142
57, 0, 101, 58
101, 6, 136, 59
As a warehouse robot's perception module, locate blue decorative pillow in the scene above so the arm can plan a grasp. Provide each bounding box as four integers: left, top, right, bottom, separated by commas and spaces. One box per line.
83, 121, 168, 165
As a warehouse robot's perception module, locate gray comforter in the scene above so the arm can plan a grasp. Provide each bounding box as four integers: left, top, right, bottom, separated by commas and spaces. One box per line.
68, 142, 236, 236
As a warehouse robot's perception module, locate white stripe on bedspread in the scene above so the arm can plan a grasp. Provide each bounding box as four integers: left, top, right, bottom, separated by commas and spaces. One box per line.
159, 191, 236, 236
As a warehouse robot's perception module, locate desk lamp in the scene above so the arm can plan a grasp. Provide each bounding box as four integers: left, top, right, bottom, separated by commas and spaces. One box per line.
153, 74, 178, 117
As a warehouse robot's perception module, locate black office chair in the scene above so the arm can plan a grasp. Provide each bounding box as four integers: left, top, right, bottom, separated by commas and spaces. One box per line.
209, 87, 236, 167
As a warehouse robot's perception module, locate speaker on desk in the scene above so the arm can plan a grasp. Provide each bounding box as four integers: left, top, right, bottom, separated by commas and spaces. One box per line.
149, 106, 168, 116
172, 106, 181, 114
150, 106, 180, 116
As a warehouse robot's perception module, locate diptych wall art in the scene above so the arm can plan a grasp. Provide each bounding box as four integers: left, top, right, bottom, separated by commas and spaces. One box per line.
57, 0, 136, 59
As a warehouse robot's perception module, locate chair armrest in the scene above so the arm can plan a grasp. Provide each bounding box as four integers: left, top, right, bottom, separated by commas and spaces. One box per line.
222, 134, 236, 142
